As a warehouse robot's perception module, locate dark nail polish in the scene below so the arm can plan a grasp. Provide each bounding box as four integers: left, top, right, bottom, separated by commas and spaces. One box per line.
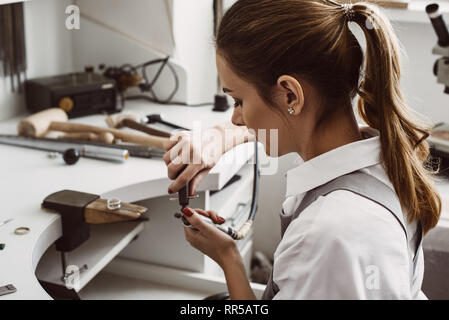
217, 216, 226, 224
168, 188, 173, 194
182, 207, 194, 217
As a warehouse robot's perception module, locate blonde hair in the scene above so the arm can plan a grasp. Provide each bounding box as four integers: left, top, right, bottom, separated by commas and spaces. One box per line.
216, 0, 441, 233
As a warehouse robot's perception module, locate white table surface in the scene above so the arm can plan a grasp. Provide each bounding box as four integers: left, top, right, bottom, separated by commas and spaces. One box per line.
0, 100, 252, 299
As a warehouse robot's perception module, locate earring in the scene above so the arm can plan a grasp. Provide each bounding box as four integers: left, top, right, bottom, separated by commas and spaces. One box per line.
288, 107, 294, 115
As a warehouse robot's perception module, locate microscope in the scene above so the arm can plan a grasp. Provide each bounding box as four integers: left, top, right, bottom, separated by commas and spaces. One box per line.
427, 4, 449, 94
426, 3, 449, 173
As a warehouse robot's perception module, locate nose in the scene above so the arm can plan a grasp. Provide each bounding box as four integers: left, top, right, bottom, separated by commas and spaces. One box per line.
231, 107, 245, 127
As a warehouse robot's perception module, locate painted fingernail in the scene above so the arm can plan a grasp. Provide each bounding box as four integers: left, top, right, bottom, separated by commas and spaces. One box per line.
217, 216, 226, 224
182, 207, 194, 217
168, 188, 173, 194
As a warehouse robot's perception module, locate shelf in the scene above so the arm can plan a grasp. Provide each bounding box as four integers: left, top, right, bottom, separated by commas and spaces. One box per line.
100, 256, 267, 299
35, 220, 145, 293
79, 272, 210, 300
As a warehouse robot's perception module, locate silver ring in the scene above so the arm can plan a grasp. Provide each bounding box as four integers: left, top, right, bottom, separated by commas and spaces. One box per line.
14, 227, 30, 235
107, 198, 121, 210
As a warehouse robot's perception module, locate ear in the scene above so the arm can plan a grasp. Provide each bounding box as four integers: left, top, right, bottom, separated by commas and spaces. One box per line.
276, 75, 305, 116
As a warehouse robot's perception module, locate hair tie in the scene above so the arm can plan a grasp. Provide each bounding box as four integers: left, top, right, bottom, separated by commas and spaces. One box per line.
341, 3, 355, 21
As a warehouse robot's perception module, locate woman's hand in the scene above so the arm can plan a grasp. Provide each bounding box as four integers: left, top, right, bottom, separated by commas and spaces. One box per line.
163, 122, 255, 195
182, 207, 238, 267
182, 207, 257, 300
163, 128, 224, 195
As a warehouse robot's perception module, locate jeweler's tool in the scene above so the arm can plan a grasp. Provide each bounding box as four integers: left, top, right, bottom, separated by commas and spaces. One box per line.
0, 218, 13, 228
18, 108, 169, 149
144, 114, 188, 131
0, 134, 164, 159
106, 113, 171, 138
171, 168, 198, 228
175, 142, 260, 240
58, 131, 115, 144
0, 134, 129, 163
41, 190, 148, 282
0, 284, 17, 297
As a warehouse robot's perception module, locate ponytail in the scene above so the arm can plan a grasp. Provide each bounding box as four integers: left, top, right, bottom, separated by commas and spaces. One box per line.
349, 3, 441, 233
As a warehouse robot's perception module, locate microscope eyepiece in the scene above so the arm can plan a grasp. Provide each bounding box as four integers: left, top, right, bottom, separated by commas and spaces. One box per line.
426, 3, 449, 48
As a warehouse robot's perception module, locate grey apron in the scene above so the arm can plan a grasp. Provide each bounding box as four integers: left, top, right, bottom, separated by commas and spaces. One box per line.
261, 170, 423, 300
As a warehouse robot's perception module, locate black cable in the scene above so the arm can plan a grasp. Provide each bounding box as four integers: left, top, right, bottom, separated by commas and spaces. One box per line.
136, 56, 179, 103
120, 56, 218, 107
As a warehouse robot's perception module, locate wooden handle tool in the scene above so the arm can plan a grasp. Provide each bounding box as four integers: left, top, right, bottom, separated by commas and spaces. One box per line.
84, 199, 147, 224
18, 108, 169, 150
58, 131, 115, 144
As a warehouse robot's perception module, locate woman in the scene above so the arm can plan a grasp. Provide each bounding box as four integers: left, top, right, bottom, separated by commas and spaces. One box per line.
163, 0, 441, 299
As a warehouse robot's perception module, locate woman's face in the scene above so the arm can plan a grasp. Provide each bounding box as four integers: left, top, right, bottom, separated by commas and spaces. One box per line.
216, 53, 292, 157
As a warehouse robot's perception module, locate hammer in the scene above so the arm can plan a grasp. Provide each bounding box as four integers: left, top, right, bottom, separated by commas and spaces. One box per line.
105, 113, 171, 138
18, 108, 169, 150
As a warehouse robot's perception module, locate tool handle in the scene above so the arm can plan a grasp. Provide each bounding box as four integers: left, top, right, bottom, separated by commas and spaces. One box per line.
58, 132, 115, 144
122, 118, 171, 138
84, 199, 147, 224
18, 108, 68, 137
49, 121, 169, 149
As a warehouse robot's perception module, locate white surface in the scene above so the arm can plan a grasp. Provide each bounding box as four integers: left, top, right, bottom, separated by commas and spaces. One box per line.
385, 1, 449, 23
75, 0, 175, 56
0, 100, 252, 299
73, 0, 217, 105
79, 272, 210, 300
102, 257, 267, 299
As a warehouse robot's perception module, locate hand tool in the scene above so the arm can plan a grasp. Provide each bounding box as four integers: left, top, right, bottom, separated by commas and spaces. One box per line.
174, 142, 260, 240
144, 114, 188, 131
0, 218, 14, 228
0, 134, 128, 163
0, 134, 164, 159
105, 113, 171, 138
58, 131, 115, 144
41, 190, 148, 283
17, 108, 169, 150
0, 284, 17, 297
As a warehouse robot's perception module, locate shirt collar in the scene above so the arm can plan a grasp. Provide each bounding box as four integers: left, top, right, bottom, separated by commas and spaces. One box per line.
285, 126, 382, 197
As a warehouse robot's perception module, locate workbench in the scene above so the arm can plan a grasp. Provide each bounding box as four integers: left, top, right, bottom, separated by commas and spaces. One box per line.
1, 100, 448, 299
0, 100, 266, 300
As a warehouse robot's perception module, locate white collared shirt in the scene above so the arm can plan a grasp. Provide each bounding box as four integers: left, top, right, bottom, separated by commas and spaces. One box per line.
272, 127, 425, 300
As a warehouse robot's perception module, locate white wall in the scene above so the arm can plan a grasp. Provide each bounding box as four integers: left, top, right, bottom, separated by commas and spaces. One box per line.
396, 21, 449, 122
0, 0, 74, 121
73, 0, 217, 105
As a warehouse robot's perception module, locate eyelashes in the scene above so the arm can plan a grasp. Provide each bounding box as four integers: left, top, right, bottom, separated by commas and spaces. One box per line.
233, 98, 242, 108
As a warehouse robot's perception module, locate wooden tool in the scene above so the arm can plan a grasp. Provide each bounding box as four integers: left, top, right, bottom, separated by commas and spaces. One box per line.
105, 113, 171, 138
58, 131, 115, 144
18, 108, 169, 150
41, 195, 147, 224
84, 198, 147, 224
